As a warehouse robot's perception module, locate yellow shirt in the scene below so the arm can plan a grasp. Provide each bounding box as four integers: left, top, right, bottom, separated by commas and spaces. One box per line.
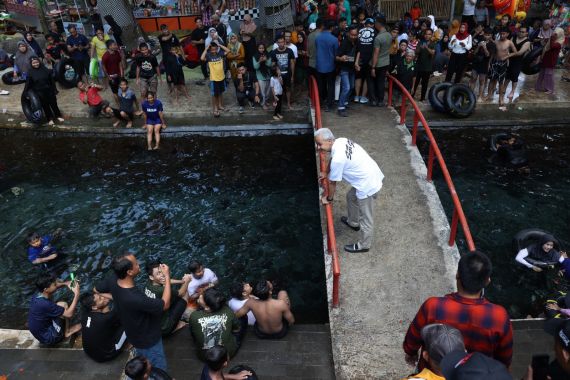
91, 35, 110, 60
403, 369, 445, 380
206, 51, 226, 82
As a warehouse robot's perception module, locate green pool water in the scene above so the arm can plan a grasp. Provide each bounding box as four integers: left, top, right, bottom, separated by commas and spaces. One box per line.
428, 126, 570, 318
0, 132, 328, 328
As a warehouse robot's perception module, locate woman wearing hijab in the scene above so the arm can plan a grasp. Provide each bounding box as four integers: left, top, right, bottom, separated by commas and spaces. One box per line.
427, 15, 437, 32
23, 32, 44, 59
516, 234, 562, 272
433, 34, 451, 73
445, 22, 472, 83
226, 33, 244, 80
538, 19, 554, 46
536, 27, 564, 95
205, 27, 224, 50
24, 56, 64, 126
14, 41, 36, 80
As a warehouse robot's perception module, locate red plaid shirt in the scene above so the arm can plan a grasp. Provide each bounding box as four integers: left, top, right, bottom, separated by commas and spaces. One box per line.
403, 292, 513, 368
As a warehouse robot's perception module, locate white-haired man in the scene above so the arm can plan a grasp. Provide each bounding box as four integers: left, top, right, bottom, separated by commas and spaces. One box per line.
314, 128, 384, 253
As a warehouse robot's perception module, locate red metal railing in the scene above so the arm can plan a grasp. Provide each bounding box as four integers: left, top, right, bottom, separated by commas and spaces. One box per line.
308, 76, 341, 308
387, 74, 476, 252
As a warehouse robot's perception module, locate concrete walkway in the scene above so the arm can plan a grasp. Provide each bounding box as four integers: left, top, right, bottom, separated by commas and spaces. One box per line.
321, 106, 460, 379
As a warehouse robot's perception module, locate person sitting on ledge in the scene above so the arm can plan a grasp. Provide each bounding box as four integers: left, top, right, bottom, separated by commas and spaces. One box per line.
80, 291, 127, 362
189, 288, 245, 360
77, 81, 114, 119
187, 260, 219, 308
228, 281, 256, 326
28, 273, 81, 345
235, 279, 294, 339
144, 260, 192, 337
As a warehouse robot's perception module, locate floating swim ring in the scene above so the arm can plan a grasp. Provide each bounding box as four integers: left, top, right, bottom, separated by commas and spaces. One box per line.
54, 58, 80, 88
21, 90, 45, 124
513, 229, 563, 268
2, 70, 26, 85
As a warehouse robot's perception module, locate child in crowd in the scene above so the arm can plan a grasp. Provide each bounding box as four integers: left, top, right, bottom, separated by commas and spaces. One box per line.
327, 0, 339, 21
27, 230, 62, 266
201, 41, 230, 117
45, 35, 65, 67
407, 32, 419, 52
202, 345, 255, 380
270, 66, 284, 120
163, 44, 192, 105
77, 81, 114, 119
141, 91, 166, 150
112, 79, 142, 128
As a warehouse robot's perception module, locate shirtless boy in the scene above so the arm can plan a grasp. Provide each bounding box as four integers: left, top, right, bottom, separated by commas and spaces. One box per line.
235, 280, 294, 339
485, 27, 517, 110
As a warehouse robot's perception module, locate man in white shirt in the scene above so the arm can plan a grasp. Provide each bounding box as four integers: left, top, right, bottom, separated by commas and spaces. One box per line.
462, 0, 477, 30
228, 281, 256, 326
315, 128, 384, 253
186, 261, 219, 301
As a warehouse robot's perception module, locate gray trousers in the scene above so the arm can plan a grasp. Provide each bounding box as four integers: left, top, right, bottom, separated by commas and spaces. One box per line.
346, 187, 379, 249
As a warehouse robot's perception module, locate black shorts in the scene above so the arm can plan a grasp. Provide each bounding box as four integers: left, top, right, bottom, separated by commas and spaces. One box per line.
254, 320, 289, 339
356, 63, 371, 80
89, 100, 110, 118
507, 62, 523, 83
109, 76, 121, 94
112, 108, 134, 121
72, 56, 90, 76
281, 74, 291, 89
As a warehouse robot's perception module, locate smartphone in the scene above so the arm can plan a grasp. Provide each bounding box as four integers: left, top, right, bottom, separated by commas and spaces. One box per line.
531, 354, 550, 380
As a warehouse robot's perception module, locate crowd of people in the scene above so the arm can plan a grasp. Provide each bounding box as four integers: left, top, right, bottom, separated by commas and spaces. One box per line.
27, 227, 294, 378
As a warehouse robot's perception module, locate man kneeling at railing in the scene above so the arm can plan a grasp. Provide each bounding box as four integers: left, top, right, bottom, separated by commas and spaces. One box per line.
315, 128, 385, 253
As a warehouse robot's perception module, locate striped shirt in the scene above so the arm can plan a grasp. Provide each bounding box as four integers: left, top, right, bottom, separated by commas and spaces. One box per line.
403, 293, 513, 368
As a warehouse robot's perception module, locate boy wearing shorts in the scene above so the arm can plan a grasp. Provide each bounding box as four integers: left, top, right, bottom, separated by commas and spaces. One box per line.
136, 43, 162, 99
113, 79, 142, 128
201, 42, 230, 117
101, 40, 124, 106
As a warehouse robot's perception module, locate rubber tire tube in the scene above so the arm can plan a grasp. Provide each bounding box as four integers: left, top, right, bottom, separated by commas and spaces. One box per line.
428, 82, 453, 113
55, 58, 80, 88
521, 46, 543, 76
444, 83, 477, 118
21, 90, 46, 124
2, 70, 26, 85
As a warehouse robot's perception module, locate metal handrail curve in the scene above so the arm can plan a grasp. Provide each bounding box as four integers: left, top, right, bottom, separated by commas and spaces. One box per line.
308, 75, 341, 308
387, 74, 476, 252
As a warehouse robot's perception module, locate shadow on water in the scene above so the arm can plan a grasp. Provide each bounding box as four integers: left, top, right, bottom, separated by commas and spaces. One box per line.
0, 133, 328, 328
421, 126, 570, 318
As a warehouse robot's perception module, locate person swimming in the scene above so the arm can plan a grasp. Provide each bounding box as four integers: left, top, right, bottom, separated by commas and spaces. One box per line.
515, 233, 563, 272
493, 133, 529, 169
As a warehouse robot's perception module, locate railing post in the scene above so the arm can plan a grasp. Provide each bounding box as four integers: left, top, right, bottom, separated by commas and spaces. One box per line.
449, 208, 459, 247
412, 113, 419, 146
333, 273, 340, 307
427, 143, 434, 181
388, 78, 393, 107
400, 98, 407, 124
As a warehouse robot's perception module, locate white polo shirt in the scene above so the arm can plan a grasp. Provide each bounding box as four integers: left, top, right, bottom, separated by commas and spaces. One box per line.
187, 268, 218, 297
329, 138, 384, 199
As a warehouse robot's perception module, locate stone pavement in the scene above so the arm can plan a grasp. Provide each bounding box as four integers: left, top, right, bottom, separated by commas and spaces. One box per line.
0, 66, 307, 125
0, 324, 334, 379
321, 106, 461, 379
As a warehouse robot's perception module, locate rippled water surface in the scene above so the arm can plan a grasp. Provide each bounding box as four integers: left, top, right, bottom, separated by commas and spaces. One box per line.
428, 126, 570, 318
0, 132, 327, 328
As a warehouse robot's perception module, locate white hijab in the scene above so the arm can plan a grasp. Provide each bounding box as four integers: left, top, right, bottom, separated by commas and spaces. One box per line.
428, 15, 437, 32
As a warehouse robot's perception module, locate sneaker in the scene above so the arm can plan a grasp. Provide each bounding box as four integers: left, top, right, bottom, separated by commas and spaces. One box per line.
239, 106, 244, 114
359, 96, 369, 104
353, 96, 361, 103
344, 243, 369, 253
273, 115, 280, 120
0, 90, 9, 95
337, 109, 348, 117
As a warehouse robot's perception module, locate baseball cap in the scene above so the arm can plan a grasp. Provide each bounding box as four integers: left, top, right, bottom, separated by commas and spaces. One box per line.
544, 317, 570, 350
440, 351, 512, 380
309, 22, 316, 31
365, 18, 374, 25
420, 324, 465, 365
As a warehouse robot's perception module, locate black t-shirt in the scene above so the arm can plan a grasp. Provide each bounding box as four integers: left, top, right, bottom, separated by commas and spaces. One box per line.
357, 27, 375, 65
81, 309, 125, 362
269, 48, 295, 76
191, 27, 208, 53
337, 38, 357, 70
159, 33, 180, 55
95, 273, 164, 348
136, 54, 159, 79
234, 71, 258, 93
